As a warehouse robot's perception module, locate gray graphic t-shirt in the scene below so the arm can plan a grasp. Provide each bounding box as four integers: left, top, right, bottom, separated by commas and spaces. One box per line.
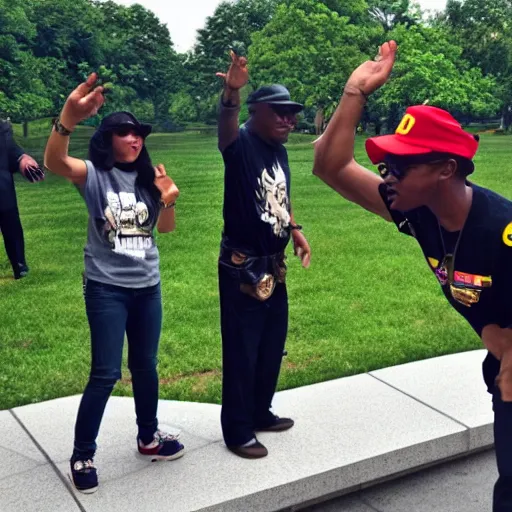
79, 160, 160, 288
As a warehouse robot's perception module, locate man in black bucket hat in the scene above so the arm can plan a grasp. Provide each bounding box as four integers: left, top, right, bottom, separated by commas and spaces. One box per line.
246, 84, 304, 113
215, 50, 311, 459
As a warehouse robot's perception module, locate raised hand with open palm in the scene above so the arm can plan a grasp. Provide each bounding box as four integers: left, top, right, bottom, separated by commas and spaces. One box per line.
60, 73, 105, 129
345, 40, 398, 97
216, 50, 249, 91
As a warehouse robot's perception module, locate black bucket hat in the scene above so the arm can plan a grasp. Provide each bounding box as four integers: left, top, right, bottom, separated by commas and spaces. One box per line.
247, 85, 303, 113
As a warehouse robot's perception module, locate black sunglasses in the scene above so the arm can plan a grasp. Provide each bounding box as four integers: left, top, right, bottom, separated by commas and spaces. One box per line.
378, 159, 448, 181
377, 162, 412, 181
269, 104, 298, 118
113, 126, 142, 137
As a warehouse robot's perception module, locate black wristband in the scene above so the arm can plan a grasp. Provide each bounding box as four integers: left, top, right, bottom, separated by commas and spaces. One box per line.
290, 223, 302, 231
220, 94, 240, 109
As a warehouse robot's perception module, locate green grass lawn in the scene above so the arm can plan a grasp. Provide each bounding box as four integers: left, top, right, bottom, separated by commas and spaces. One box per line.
1, 128, 510, 410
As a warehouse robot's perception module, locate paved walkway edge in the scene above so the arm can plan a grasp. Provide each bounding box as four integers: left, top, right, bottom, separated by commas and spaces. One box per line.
5, 349, 493, 512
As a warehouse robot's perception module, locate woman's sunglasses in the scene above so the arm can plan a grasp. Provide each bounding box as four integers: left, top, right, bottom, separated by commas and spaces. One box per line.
113, 126, 142, 138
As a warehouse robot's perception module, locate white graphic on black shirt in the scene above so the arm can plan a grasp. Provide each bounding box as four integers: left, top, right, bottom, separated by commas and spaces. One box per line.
104, 191, 153, 259
256, 163, 290, 238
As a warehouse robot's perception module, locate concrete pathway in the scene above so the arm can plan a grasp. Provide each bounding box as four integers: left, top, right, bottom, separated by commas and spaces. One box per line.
1, 350, 494, 512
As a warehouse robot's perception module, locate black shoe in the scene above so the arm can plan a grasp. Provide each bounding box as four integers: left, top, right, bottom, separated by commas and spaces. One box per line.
14, 264, 29, 280
256, 416, 294, 432
70, 456, 98, 494
227, 440, 268, 459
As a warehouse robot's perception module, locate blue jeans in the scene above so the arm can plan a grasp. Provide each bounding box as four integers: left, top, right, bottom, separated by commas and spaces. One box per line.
73, 279, 162, 459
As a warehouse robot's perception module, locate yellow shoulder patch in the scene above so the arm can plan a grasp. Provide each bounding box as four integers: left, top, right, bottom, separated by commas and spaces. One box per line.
502, 222, 512, 247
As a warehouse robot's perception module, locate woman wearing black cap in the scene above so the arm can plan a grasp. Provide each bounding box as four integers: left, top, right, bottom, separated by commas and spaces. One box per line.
314, 41, 512, 512
44, 73, 183, 494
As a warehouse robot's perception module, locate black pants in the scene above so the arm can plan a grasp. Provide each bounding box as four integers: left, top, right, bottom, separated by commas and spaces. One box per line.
493, 386, 512, 511
219, 264, 288, 446
0, 207, 26, 276
484, 353, 512, 511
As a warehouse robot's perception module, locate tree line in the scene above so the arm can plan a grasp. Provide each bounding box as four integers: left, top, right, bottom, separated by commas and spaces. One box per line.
1, 0, 511, 136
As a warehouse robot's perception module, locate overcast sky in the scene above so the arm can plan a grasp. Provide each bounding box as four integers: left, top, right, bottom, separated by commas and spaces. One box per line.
113, 0, 448, 53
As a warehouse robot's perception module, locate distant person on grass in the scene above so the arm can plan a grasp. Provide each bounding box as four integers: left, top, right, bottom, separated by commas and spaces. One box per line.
216, 50, 311, 459
314, 40, 512, 512
44, 73, 183, 494
0, 118, 44, 279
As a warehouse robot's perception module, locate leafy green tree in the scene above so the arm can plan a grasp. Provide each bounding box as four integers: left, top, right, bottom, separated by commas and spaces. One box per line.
169, 92, 198, 125
0, 0, 63, 135
367, 0, 422, 31
438, 0, 512, 129
185, 0, 279, 122
249, 0, 379, 122
94, 1, 182, 123
317, 0, 371, 23
371, 25, 500, 132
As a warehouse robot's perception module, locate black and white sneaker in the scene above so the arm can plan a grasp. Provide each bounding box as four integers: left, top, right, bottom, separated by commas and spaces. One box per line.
69, 457, 98, 494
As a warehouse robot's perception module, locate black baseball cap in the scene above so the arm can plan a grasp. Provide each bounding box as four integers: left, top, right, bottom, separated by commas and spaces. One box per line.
247, 85, 303, 113
99, 111, 152, 138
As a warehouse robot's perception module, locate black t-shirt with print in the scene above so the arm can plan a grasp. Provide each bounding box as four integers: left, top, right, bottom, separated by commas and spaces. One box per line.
221, 124, 292, 256
379, 182, 512, 390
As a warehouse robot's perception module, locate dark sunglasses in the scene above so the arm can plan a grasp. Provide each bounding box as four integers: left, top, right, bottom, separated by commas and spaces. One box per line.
113, 126, 142, 138
377, 162, 411, 181
435, 254, 481, 307
378, 159, 446, 181
269, 104, 298, 118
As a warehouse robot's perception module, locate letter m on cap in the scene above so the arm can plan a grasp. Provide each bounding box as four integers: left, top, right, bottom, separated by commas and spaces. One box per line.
396, 114, 416, 135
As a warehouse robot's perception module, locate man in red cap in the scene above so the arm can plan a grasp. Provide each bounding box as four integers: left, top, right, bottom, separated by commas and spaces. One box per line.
314, 41, 512, 512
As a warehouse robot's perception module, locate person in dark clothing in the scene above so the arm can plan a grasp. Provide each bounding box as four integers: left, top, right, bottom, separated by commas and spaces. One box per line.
314, 40, 512, 512
0, 119, 44, 279
216, 51, 311, 459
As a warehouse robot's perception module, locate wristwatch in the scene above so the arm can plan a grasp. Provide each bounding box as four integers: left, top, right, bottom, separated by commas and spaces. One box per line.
53, 117, 73, 136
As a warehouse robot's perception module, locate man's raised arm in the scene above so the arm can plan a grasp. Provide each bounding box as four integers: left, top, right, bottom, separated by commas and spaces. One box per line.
313, 41, 398, 221
216, 50, 248, 152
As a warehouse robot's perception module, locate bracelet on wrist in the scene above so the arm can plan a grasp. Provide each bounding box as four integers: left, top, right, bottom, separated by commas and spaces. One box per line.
220, 95, 240, 109
53, 117, 73, 136
160, 200, 176, 209
343, 87, 369, 102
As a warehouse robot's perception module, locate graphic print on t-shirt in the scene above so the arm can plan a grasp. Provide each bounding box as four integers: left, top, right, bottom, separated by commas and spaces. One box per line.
256, 162, 290, 238
103, 190, 153, 258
